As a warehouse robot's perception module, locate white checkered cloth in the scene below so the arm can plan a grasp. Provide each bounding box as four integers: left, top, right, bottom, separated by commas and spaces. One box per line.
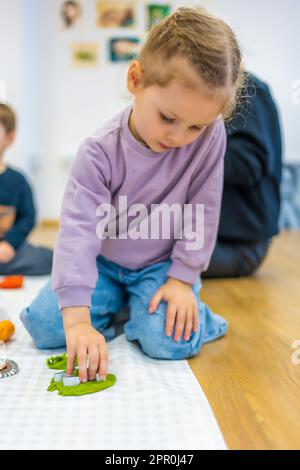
0, 277, 227, 450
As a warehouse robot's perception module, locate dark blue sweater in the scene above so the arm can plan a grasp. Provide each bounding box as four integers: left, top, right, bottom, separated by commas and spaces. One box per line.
0, 167, 36, 249
218, 73, 282, 242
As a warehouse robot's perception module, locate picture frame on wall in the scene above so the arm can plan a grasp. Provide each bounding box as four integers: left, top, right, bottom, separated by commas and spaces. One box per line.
96, 0, 137, 28
71, 42, 100, 67
109, 37, 141, 62
147, 4, 172, 30
60, 0, 83, 30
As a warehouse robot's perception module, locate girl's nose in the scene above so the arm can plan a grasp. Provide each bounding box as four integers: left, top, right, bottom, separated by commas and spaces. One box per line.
166, 131, 188, 147
166, 123, 192, 147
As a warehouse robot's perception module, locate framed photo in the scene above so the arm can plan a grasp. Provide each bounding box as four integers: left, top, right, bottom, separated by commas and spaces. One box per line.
147, 4, 171, 30
109, 37, 141, 62
71, 43, 100, 68
96, 0, 137, 28
60, 0, 83, 30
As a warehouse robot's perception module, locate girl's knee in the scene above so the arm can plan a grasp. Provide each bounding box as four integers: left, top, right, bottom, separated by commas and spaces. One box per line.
138, 335, 199, 360
133, 322, 202, 360
20, 305, 66, 350
20, 280, 65, 350
126, 296, 203, 359
20, 281, 56, 324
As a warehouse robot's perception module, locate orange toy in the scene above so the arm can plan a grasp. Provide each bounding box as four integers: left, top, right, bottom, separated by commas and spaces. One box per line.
0, 275, 24, 289
0, 320, 15, 342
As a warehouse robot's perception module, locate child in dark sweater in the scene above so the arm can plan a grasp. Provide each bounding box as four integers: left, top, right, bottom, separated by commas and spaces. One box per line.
0, 103, 53, 275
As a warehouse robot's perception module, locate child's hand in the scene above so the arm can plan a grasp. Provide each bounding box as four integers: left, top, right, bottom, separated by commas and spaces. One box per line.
62, 307, 108, 383
148, 277, 199, 342
0, 241, 16, 263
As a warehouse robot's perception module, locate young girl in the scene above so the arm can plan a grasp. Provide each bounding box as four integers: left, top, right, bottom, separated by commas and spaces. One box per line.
21, 7, 244, 383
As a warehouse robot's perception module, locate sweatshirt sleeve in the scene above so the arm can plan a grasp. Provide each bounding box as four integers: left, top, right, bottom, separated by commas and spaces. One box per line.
52, 138, 112, 309
3, 176, 36, 249
167, 120, 226, 284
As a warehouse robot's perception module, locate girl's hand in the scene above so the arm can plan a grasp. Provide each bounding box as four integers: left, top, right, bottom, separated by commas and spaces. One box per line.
62, 307, 108, 382
148, 277, 199, 342
0, 241, 16, 264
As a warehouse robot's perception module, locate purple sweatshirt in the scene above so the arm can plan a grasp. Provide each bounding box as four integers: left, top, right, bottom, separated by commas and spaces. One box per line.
52, 104, 226, 309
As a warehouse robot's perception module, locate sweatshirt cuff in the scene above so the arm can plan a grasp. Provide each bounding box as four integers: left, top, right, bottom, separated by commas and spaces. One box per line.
55, 286, 93, 310
167, 260, 202, 285
3, 233, 24, 250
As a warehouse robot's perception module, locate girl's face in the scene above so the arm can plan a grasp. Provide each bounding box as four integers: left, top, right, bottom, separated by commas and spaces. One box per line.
128, 59, 227, 153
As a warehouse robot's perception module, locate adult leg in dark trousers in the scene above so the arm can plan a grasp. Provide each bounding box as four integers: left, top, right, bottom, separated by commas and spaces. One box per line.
202, 240, 270, 278
0, 241, 53, 276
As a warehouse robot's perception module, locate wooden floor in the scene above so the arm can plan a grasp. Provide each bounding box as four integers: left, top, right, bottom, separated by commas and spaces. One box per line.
29, 227, 300, 450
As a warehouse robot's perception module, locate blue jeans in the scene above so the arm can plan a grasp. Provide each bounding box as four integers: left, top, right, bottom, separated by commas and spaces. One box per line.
20, 255, 228, 360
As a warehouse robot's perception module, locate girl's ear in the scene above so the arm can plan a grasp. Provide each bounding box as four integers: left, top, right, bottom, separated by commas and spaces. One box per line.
127, 61, 144, 94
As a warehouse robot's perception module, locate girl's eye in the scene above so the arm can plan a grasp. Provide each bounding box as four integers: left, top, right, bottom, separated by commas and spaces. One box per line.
159, 113, 205, 132
159, 113, 175, 123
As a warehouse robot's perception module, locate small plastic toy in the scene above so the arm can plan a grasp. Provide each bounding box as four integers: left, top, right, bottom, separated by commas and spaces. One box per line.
0, 320, 15, 342
0, 275, 24, 289
46, 353, 117, 397
0, 358, 19, 379
53, 372, 66, 383
63, 375, 81, 387
95, 374, 105, 382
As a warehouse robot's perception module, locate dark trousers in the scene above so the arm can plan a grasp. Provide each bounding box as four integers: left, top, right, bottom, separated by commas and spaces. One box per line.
202, 239, 270, 278
0, 241, 53, 276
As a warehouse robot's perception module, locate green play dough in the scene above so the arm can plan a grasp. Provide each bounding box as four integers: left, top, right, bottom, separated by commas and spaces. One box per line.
47, 374, 116, 396
47, 353, 73, 370
46, 353, 116, 396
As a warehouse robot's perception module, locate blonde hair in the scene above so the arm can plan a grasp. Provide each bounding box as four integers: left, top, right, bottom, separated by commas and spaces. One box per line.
137, 6, 246, 121
0, 103, 16, 133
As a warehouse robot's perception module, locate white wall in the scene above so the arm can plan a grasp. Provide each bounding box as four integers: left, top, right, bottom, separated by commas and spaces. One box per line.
0, 0, 300, 219
205, 0, 300, 162
0, 0, 22, 167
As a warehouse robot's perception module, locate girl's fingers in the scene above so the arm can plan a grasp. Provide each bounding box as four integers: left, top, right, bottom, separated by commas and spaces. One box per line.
77, 346, 88, 382
174, 308, 186, 341
184, 310, 194, 341
66, 346, 76, 376
149, 289, 163, 313
87, 345, 100, 381
98, 340, 108, 380
193, 305, 199, 333
165, 303, 177, 337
